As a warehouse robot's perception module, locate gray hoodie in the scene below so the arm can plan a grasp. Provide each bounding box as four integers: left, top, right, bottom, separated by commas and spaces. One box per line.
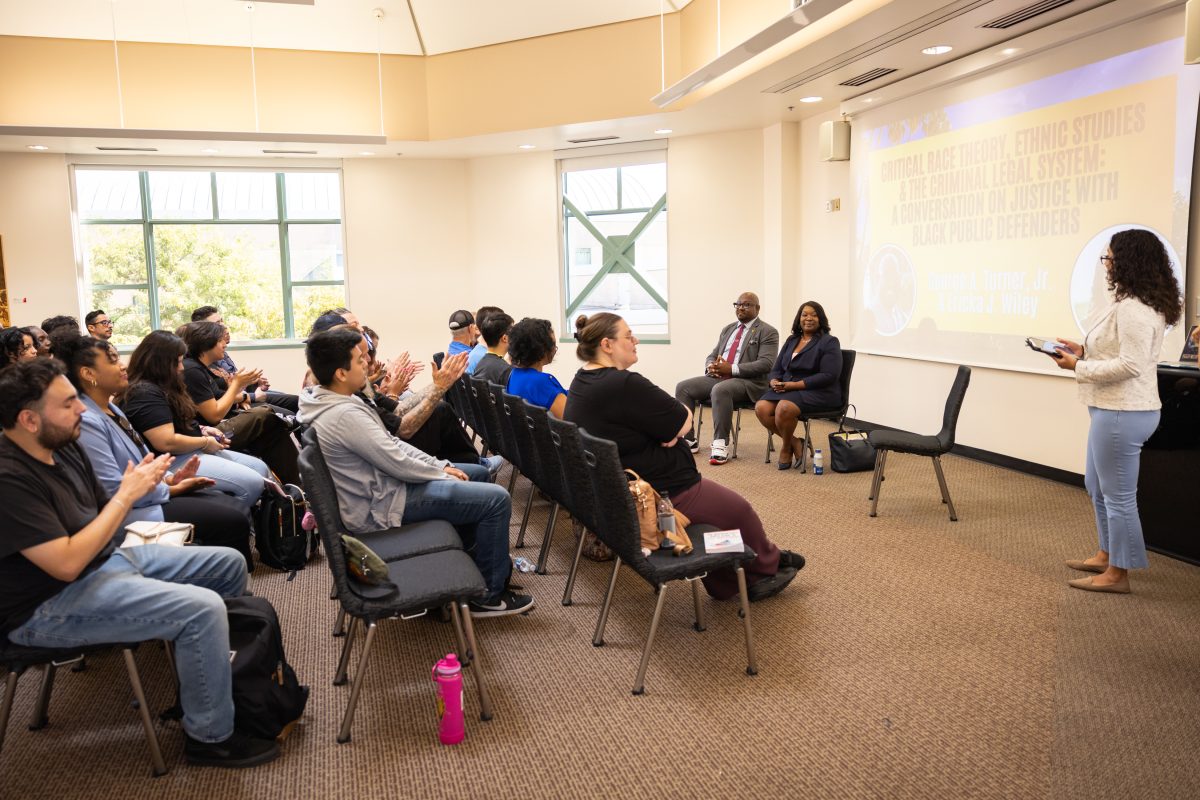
298, 386, 451, 533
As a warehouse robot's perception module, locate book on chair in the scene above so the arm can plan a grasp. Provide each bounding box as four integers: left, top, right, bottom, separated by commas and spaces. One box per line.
704, 529, 744, 553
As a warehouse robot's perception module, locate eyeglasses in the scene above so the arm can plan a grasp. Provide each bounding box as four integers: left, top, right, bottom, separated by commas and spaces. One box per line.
732, 302, 757, 309
94, 319, 113, 327
1099, 255, 1114, 265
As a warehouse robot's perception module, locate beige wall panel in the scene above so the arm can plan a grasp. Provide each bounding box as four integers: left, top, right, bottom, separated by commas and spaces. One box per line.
720, 0, 793, 51
119, 42, 256, 131
381, 55, 430, 141
0, 36, 121, 127
680, 0, 718, 78
255, 49, 382, 135
0, 153, 79, 328
425, 18, 667, 140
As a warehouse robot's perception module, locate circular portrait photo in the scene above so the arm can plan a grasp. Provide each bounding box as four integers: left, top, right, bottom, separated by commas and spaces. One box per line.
863, 244, 917, 336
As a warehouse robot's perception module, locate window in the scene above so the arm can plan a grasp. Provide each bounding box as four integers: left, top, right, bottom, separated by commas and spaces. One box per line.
561, 157, 668, 339
74, 167, 347, 346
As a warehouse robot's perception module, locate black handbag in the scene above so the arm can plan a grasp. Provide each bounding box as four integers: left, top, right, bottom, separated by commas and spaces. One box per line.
827, 406, 876, 473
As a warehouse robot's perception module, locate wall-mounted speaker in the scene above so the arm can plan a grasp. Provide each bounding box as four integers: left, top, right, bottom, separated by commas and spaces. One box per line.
1187, 0, 1199, 65
819, 120, 851, 162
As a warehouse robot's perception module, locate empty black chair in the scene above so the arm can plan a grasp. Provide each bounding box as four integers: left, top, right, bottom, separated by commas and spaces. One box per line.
578, 431, 759, 695
792, 349, 857, 472
548, 416, 603, 606
1, 641, 167, 775
868, 365, 971, 521
298, 430, 494, 743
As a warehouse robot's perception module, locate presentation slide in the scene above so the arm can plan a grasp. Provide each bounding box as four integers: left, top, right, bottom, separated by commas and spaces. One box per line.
850, 30, 1198, 373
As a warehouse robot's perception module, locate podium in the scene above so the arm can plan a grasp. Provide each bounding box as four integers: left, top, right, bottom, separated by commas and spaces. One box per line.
1139, 364, 1200, 565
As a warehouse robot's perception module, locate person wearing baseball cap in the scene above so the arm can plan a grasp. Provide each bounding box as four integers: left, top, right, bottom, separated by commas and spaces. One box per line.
447, 310, 477, 357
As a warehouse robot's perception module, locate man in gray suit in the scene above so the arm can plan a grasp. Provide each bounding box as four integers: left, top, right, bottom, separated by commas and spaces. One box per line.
675, 292, 779, 464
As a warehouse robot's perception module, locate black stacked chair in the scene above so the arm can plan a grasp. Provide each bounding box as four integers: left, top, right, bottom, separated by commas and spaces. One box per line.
578, 430, 759, 695
518, 401, 574, 575
469, 376, 522, 492
868, 364, 971, 521
547, 416, 604, 607
791, 348, 857, 473
490, 385, 542, 548
448, 376, 479, 446
0, 641, 167, 775
298, 430, 494, 744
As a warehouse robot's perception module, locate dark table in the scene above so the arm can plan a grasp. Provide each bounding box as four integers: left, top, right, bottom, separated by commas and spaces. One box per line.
1139, 364, 1200, 565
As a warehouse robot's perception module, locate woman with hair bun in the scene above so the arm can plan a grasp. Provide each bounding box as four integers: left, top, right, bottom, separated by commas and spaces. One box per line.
564, 313, 803, 602
1053, 228, 1183, 594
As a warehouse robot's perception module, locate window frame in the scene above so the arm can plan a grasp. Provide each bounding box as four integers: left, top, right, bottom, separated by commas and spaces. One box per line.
70, 164, 348, 348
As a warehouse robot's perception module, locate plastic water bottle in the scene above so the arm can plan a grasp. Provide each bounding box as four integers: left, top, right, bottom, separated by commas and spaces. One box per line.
431, 654, 465, 745
512, 555, 536, 573
656, 491, 676, 549
813, 449, 824, 475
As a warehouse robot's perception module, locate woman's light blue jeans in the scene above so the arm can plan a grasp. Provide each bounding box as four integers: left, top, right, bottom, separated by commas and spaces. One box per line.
8, 545, 247, 743
1084, 407, 1160, 570
187, 449, 270, 511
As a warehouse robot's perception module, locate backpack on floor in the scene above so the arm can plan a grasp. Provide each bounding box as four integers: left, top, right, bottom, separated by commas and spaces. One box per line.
254, 482, 315, 572
226, 596, 309, 741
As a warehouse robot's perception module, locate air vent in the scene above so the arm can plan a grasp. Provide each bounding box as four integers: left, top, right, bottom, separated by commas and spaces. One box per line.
96, 146, 158, 151
565, 136, 619, 144
262, 149, 318, 154
980, 0, 1074, 29
839, 67, 898, 87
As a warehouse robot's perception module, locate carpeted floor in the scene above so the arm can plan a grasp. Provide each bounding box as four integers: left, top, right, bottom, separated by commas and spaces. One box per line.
2, 421, 1198, 799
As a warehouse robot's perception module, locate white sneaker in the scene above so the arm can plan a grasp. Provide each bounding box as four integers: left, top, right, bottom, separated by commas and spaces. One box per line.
709, 439, 728, 465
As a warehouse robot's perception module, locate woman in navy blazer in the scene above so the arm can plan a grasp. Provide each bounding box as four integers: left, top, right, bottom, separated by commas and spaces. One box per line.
57, 335, 254, 567
754, 301, 843, 469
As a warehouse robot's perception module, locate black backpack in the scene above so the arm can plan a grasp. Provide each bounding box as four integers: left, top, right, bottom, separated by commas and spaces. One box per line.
254, 483, 315, 572
225, 596, 309, 740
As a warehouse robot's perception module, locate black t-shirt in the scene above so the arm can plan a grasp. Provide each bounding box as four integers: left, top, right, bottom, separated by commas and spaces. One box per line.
565, 367, 700, 496
474, 353, 513, 389
0, 436, 112, 635
182, 357, 230, 419
120, 381, 201, 448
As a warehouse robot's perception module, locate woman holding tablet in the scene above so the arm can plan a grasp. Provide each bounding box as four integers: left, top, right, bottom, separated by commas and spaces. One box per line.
1051, 229, 1181, 594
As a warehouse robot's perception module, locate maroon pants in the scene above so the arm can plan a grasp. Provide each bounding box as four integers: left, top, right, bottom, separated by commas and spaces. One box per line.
672, 477, 780, 600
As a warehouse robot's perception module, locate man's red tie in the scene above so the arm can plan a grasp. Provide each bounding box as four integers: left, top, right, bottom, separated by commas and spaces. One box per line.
721, 324, 745, 378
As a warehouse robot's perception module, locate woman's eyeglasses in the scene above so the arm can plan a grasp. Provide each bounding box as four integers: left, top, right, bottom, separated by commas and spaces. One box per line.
1099, 255, 1114, 265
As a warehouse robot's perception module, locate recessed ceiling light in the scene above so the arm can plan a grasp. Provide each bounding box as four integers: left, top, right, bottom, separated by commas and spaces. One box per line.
654, 128, 673, 135
359, 151, 375, 156
922, 45, 953, 55
201, 148, 220, 154
862, 98, 874, 103
799, 96, 822, 103
27, 144, 49, 151
518, 144, 536, 150
1001, 47, 1019, 56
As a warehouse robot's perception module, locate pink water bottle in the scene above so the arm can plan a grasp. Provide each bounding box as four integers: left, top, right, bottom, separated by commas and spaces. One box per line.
431, 653, 465, 745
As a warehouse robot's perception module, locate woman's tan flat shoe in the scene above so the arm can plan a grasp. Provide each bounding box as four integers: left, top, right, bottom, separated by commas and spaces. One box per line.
1068, 575, 1130, 594
1064, 559, 1106, 573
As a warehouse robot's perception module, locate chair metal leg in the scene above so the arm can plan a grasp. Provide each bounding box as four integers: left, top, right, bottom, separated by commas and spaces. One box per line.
332, 607, 347, 637
765, 433, 773, 464
695, 405, 705, 445
932, 456, 958, 521
731, 408, 742, 460
449, 603, 471, 667
0, 670, 19, 756
535, 503, 560, 575
337, 621, 378, 743
457, 602, 494, 722
690, 578, 706, 632
122, 648, 168, 777
562, 520, 588, 606
798, 419, 812, 473
506, 468, 518, 494
632, 583, 670, 695
735, 566, 759, 676
592, 557, 622, 647
869, 450, 887, 516
329, 583, 337, 600
28, 661, 59, 731
333, 616, 360, 686
515, 480, 536, 548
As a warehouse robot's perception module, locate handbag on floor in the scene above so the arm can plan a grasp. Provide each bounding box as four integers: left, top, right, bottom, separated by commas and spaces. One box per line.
827, 406, 877, 473
625, 469, 692, 556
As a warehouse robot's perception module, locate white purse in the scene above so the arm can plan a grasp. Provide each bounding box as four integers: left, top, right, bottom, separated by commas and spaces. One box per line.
121, 520, 194, 548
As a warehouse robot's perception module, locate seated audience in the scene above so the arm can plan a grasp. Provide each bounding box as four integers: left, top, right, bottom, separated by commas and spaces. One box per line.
2, 326, 38, 364
754, 301, 843, 470
0, 359, 277, 767
467, 306, 503, 374
179, 321, 301, 486
564, 313, 802, 602
40, 315, 80, 343
473, 312, 515, 388
190, 305, 299, 414
446, 310, 478, 357
299, 328, 533, 617
84, 309, 114, 341
120, 330, 268, 511
57, 335, 254, 567
25, 325, 52, 357
506, 317, 567, 418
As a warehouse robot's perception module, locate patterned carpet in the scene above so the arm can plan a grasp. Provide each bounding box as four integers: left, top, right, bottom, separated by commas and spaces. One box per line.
2, 421, 1198, 799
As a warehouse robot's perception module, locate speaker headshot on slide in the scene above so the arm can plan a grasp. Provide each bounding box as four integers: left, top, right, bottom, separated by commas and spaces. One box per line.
863, 244, 916, 336
1050, 228, 1182, 594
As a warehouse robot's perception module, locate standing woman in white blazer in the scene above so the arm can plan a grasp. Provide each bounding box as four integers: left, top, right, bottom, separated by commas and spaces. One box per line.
1052, 229, 1183, 594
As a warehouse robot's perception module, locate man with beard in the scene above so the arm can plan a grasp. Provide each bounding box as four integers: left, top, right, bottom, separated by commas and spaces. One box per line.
0, 358, 280, 768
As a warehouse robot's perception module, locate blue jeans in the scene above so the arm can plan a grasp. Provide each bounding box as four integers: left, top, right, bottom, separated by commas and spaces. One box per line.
402, 463, 512, 601
8, 545, 247, 743
1085, 407, 1160, 570
186, 449, 269, 511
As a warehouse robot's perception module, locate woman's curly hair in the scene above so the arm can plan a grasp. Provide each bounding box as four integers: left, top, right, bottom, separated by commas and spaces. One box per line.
1107, 229, 1182, 326
507, 317, 556, 368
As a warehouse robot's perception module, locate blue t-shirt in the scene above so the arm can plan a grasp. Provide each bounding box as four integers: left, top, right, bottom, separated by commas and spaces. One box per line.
447, 341, 472, 357
466, 342, 488, 374
506, 368, 566, 411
